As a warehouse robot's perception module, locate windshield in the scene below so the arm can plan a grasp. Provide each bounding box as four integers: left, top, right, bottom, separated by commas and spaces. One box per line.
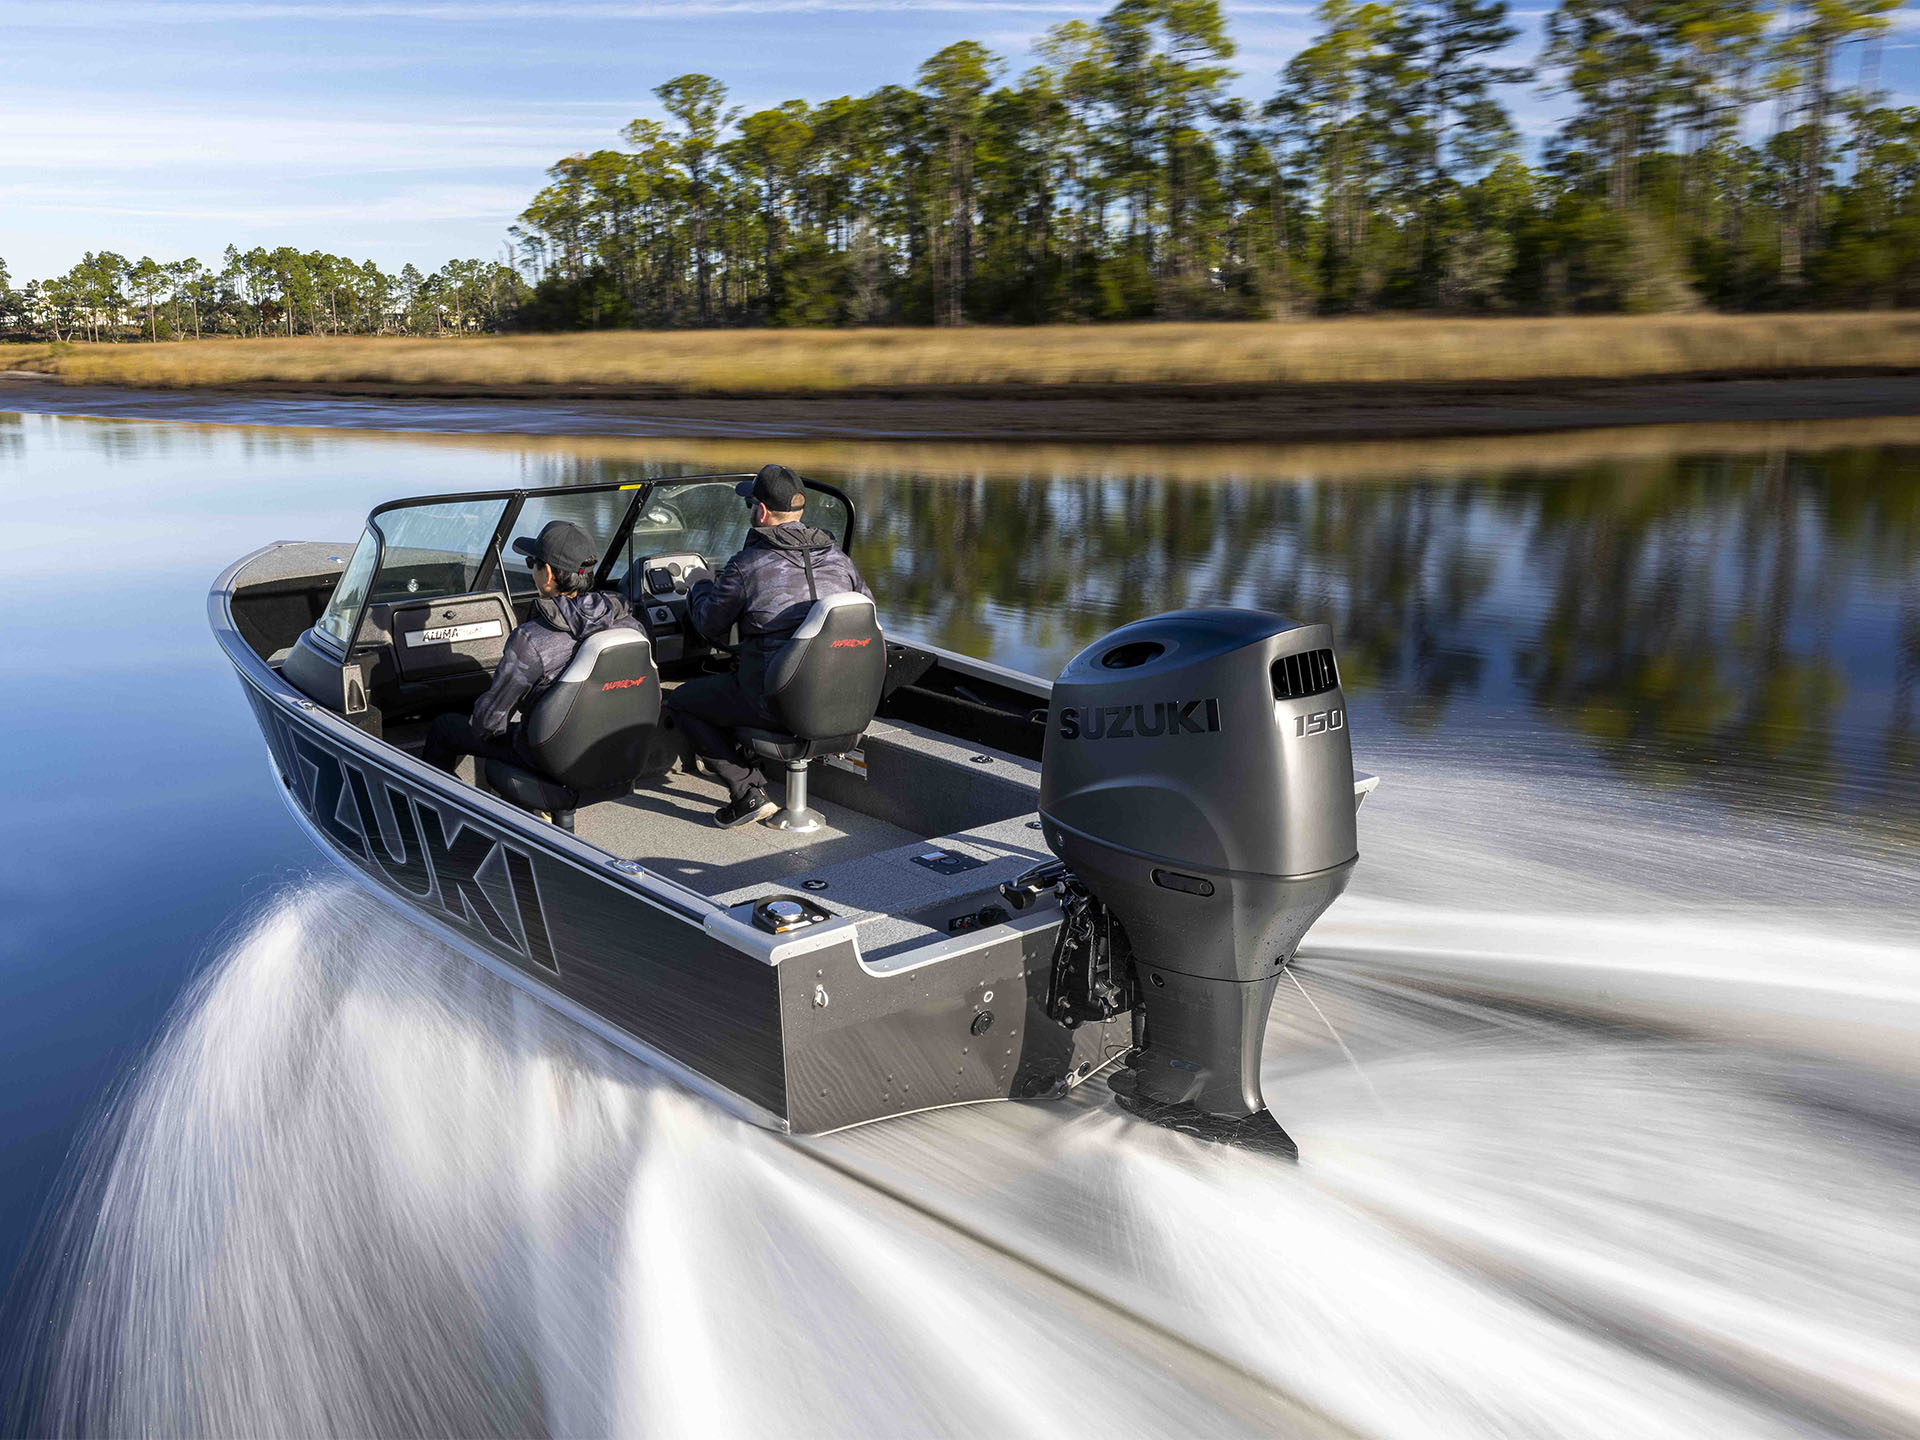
315, 480, 850, 648
503, 489, 636, 597
623, 479, 850, 577
316, 528, 380, 648
368, 497, 511, 606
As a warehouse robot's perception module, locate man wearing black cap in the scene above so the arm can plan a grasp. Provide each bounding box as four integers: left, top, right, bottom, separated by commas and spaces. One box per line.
421, 518, 643, 777
668, 463, 873, 827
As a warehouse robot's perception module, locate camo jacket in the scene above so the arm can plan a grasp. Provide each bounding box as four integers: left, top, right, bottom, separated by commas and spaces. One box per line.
472, 590, 643, 739
687, 523, 872, 691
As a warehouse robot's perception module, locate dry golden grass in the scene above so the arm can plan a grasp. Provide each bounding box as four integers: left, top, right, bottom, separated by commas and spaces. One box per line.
8, 312, 1919, 392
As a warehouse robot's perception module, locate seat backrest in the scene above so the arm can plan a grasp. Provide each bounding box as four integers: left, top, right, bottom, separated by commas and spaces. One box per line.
762, 593, 886, 742
519, 629, 661, 791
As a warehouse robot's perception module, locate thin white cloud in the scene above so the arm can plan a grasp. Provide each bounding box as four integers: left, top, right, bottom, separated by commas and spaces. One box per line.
0, 92, 594, 174
0, 181, 533, 228
15, 1, 1081, 23
14, 0, 1322, 25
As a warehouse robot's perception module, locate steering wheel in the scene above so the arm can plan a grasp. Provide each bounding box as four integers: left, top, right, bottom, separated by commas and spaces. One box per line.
625, 551, 710, 605
625, 551, 732, 655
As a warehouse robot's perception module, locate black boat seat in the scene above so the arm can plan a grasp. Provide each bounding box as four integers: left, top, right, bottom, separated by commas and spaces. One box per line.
739, 592, 886, 832
484, 629, 660, 831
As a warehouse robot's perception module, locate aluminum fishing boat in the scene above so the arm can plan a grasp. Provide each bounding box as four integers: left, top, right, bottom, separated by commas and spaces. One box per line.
212, 473, 1375, 1153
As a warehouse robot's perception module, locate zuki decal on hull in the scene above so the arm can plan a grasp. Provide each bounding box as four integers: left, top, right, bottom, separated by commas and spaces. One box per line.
247, 689, 559, 977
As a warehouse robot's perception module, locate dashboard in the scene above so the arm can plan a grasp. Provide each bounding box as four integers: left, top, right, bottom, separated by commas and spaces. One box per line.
622, 551, 716, 666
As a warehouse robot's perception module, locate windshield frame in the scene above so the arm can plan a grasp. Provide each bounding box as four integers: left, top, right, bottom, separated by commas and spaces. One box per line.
601, 474, 856, 585
325, 472, 857, 658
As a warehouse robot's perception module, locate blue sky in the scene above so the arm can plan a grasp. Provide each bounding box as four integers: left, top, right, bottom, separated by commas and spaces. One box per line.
4, 0, 1917, 284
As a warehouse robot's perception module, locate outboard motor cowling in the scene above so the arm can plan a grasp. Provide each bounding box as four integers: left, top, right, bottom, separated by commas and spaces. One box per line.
1037, 609, 1359, 1145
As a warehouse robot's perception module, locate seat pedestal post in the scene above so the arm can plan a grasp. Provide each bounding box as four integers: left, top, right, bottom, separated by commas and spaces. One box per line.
764, 758, 824, 832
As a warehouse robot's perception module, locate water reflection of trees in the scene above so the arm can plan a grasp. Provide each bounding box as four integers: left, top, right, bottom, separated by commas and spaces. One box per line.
828, 448, 1920, 813
838, 469, 1500, 724
43, 415, 1913, 811
1505, 449, 1920, 807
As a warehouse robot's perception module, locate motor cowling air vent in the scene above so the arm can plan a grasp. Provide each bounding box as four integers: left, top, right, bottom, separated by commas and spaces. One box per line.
1271, 648, 1338, 701
1101, 640, 1165, 670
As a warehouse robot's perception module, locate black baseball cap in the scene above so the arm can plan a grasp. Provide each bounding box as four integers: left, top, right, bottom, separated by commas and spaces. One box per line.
736, 463, 806, 512
512, 519, 598, 584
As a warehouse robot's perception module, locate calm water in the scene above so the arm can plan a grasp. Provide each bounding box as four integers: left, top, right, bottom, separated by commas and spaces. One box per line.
1, 409, 1916, 1431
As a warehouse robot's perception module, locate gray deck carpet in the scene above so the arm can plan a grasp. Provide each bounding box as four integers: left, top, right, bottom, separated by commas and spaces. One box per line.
237, 540, 355, 587
570, 749, 1051, 961
573, 766, 924, 895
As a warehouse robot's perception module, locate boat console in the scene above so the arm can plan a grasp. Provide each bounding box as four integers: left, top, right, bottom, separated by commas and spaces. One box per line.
622, 550, 715, 666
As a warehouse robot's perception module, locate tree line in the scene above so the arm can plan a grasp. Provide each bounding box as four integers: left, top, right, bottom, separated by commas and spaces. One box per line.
510, 0, 1913, 324
0, 247, 525, 343
4, 0, 1911, 340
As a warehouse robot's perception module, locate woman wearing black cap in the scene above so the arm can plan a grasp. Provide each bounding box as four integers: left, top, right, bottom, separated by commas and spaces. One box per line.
422, 519, 642, 778
669, 463, 873, 827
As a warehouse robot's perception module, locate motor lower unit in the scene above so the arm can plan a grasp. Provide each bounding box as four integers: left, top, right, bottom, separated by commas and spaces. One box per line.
1033, 609, 1359, 1151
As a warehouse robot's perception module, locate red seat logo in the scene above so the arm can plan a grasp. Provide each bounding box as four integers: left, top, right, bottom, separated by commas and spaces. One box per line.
601, 676, 648, 690
829, 638, 871, 648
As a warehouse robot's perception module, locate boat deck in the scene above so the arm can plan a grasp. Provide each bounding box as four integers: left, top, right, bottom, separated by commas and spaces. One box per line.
428, 712, 1052, 966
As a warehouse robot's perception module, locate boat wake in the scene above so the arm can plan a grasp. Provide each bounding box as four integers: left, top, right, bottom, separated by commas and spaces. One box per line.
16, 757, 1920, 1438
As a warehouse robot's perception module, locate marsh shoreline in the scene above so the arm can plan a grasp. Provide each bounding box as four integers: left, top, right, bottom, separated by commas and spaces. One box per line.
6, 370, 1920, 444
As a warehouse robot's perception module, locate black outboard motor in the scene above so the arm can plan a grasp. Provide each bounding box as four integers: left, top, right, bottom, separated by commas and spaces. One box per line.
1032, 609, 1358, 1155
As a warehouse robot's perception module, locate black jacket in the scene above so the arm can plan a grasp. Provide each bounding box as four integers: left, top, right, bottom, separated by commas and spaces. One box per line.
687, 524, 872, 691
472, 590, 643, 740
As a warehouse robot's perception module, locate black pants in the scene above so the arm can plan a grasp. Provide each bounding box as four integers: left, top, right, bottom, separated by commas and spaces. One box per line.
421, 712, 523, 775
667, 672, 774, 802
